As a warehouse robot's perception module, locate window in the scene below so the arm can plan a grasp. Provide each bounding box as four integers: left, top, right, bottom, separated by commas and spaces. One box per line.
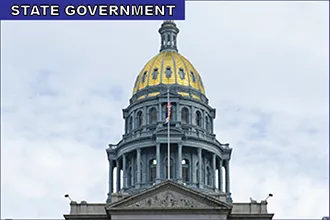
165, 158, 173, 179
152, 68, 159, 79
171, 104, 176, 121
206, 166, 212, 186
196, 162, 199, 183
149, 108, 157, 124
165, 66, 172, 78
190, 71, 196, 82
142, 71, 147, 83
127, 167, 132, 187
178, 68, 185, 79
181, 107, 189, 124
182, 159, 190, 183
196, 111, 202, 127
150, 159, 157, 183
137, 111, 143, 128
167, 34, 171, 45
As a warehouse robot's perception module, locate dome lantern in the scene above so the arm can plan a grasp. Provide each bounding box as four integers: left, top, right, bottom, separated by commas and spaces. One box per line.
159, 20, 180, 52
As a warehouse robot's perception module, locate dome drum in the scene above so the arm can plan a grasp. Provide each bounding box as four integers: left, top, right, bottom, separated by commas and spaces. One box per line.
122, 94, 216, 138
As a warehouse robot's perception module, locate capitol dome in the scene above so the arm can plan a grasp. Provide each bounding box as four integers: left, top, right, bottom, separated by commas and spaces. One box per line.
132, 21, 206, 102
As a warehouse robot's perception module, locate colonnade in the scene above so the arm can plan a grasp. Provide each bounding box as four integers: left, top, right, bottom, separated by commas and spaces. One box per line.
107, 145, 231, 195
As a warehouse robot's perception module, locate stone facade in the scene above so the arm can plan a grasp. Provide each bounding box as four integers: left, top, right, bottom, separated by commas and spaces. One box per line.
64, 21, 274, 220
64, 181, 273, 220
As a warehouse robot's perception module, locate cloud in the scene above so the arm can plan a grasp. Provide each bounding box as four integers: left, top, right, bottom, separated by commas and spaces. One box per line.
1, 1, 328, 219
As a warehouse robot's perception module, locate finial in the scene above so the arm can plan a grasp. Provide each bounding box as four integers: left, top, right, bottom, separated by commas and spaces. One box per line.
158, 21, 179, 52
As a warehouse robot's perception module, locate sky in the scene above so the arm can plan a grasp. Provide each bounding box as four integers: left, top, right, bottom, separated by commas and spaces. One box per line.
1, 1, 329, 219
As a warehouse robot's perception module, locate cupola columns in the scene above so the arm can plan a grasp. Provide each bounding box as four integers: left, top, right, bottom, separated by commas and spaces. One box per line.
159, 20, 180, 52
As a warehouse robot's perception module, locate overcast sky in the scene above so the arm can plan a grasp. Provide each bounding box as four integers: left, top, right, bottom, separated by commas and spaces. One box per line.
1, 1, 329, 219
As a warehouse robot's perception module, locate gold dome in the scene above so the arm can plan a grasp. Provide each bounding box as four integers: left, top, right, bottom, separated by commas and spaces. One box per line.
133, 50, 205, 97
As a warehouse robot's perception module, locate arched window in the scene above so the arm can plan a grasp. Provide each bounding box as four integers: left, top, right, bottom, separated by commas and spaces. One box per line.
182, 159, 190, 183
137, 111, 143, 128
150, 159, 157, 183
165, 158, 173, 179
162, 104, 167, 121
127, 167, 132, 187
206, 166, 212, 186
195, 111, 202, 127
149, 108, 157, 124
171, 104, 176, 121
128, 116, 133, 132
181, 107, 189, 124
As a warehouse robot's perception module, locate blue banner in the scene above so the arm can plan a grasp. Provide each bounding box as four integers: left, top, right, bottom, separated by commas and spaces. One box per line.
0, 0, 185, 20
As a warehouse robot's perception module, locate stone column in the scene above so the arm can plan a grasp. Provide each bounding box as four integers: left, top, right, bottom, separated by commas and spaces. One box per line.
177, 143, 182, 183
116, 160, 120, 192
203, 110, 206, 130
198, 148, 203, 188
132, 110, 135, 130
225, 160, 230, 194
218, 158, 223, 192
191, 106, 195, 125
122, 154, 127, 189
143, 106, 147, 126
136, 148, 141, 188
212, 154, 216, 189
156, 143, 161, 183
106, 159, 113, 203
170, 33, 174, 47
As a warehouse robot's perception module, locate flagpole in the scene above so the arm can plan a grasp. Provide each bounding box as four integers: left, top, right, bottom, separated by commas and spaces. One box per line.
167, 87, 170, 180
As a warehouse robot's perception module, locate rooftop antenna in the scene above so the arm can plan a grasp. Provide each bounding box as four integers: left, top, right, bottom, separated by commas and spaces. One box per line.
64, 194, 73, 202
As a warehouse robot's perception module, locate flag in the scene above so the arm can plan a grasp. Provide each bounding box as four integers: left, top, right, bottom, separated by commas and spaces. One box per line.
166, 101, 171, 123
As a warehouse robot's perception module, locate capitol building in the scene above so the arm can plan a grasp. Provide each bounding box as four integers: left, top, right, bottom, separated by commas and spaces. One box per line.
64, 21, 275, 220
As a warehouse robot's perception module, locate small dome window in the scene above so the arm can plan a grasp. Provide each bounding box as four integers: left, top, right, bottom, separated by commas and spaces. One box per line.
165, 66, 172, 78
152, 68, 159, 79
178, 68, 185, 79
190, 71, 196, 82
142, 71, 147, 83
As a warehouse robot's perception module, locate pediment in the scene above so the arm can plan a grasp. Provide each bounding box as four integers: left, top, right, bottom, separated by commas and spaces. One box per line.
106, 180, 231, 210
